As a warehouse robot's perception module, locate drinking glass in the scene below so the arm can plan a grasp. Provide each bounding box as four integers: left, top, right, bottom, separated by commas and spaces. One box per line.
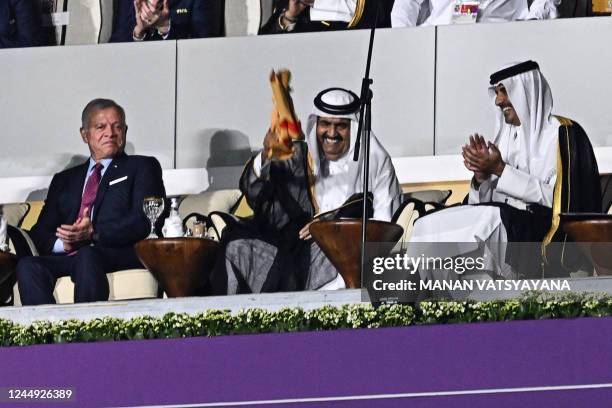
192, 220, 206, 238
143, 197, 165, 239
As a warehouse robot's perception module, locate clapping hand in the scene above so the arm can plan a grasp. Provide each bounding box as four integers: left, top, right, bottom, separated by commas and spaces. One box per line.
462, 134, 505, 185
285, 0, 314, 20
462, 134, 489, 184
262, 127, 276, 163
134, 0, 170, 37
56, 207, 94, 252
299, 220, 316, 240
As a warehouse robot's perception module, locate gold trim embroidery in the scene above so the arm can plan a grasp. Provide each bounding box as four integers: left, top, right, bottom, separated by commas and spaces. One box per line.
348, 0, 366, 28
541, 122, 571, 267
307, 151, 319, 214
554, 115, 573, 127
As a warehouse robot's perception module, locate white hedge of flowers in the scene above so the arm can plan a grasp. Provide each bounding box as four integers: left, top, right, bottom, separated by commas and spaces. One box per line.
2, 291, 611, 347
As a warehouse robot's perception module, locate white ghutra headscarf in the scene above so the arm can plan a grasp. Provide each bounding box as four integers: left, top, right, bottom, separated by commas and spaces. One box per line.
488, 61, 558, 185
304, 88, 401, 221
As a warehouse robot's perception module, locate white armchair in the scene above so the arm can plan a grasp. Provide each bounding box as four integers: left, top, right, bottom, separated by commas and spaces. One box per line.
9, 225, 158, 306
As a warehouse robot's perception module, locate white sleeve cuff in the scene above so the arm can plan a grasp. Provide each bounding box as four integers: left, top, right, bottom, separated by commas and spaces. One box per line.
496, 166, 530, 200
158, 19, 171, 39
132, 29, 146, 41
252, 152, 263, 177
468, 183, 481, 204
52, 238, 66, 254
468, 177, 493, 203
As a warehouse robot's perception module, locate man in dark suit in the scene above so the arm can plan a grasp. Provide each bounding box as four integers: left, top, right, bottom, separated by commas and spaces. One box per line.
109, 0, 222, 42
0, 0, 42, 48
16, 99, 166, 305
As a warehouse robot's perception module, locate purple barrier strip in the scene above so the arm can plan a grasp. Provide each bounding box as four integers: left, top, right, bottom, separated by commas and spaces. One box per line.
248, 388, 612, 408
1, 317, 612, 407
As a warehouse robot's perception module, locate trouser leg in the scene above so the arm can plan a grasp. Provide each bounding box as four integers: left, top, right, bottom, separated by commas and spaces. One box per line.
307, 242, 341, 290
72, 246, 109, 303
16, 255, 73, 305
72, 246, 143, 303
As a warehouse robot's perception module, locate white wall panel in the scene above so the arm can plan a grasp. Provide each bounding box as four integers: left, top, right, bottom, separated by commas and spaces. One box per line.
176, 27, 436, 185
435, 18, 612, 155
0, 41, 176, 178
1, 16, 611, 198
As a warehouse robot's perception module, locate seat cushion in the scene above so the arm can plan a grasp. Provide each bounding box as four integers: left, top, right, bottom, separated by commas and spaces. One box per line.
1, 203, 30, 228
107, 269, 158, 301
20, 201, 44, 231
231, 195, 254, 218
208, 212, 230, 241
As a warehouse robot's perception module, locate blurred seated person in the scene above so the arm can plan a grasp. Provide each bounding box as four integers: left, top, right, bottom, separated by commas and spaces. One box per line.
0, 0, 42, 48
391, 0, 560, 27
259, 0, 393, 34
210, 85, 401, 295
16, 98, 166, 305
110, 0, 222, 42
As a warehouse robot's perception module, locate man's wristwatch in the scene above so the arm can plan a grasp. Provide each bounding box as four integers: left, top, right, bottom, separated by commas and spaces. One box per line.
278, 11, 297, 31
157, 19, 171, 38
132, 28, 146, 41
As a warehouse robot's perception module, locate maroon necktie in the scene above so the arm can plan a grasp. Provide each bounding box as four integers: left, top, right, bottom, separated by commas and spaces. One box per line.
78, 163, 103, 220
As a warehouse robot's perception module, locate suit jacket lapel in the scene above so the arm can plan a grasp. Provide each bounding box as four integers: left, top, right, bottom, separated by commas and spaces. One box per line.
92, 153, 126, 222
67, 161, 90, 223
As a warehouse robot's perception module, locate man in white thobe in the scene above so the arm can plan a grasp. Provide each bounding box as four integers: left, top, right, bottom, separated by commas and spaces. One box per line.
410, 61, 561, 281
211, 88, 401, 294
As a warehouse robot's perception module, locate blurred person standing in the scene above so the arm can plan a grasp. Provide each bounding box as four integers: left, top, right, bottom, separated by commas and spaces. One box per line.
110, 0, 222, 42
0, 0, 42, 48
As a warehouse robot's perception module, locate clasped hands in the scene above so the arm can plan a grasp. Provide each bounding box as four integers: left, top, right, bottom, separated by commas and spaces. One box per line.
133, 0, 170, 38
56, 207, 94, 253
285, 0, 315, 21
462, 134, 506, 186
